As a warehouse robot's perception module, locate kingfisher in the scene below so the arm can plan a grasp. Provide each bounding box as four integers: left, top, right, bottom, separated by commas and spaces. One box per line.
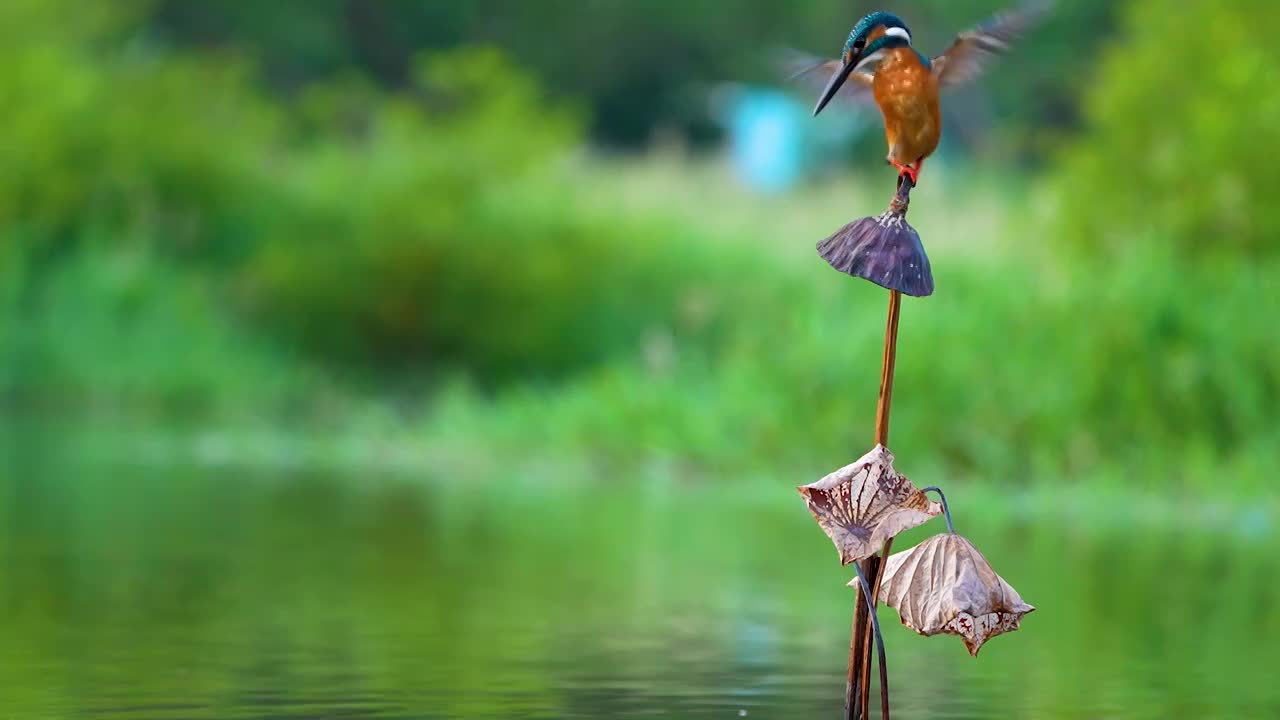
792, 2, 1051, 186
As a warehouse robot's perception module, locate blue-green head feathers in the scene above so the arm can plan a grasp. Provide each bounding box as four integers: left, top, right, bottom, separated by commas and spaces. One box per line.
841, 11, 930, 71
842, 11, 911, 57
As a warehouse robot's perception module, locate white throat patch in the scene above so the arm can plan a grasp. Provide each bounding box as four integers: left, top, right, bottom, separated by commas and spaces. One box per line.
854, 49, 887, 74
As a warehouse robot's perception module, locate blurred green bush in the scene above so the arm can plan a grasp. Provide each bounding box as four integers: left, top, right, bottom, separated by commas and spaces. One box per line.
243, 49, 770, 381
0, 0, 278, 263
0, 0, 294, 412
2, 0, 1277, 496
426, 241, 1280, 495
0, 4, 756, 397
1054, 0, 1280, 257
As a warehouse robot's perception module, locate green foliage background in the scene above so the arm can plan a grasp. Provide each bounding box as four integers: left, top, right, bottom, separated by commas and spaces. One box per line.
2, 0, 1277, 495
3, 4, 1277, 715
1055, 0, 1280, 257
148, 0, 1115, 155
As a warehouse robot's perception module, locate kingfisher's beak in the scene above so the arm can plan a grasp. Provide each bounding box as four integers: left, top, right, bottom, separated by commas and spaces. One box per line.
813, 56, 857, 116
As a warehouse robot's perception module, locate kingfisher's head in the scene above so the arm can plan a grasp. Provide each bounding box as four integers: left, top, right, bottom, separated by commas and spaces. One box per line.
814, 12, 913, 116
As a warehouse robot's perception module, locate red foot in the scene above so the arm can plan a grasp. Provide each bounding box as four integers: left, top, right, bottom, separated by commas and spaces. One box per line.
891, 160, 921, 186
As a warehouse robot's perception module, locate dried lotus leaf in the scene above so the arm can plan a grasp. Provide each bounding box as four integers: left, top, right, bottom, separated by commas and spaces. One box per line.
872, 532, 1034, 656
799, 445, 941, 565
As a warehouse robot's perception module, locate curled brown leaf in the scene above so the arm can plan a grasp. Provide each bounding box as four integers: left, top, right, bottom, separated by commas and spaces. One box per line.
798, 445, 941, 565
871, 532, 1034, 656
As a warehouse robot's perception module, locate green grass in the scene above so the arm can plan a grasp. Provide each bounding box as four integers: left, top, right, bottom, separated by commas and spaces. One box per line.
0, 10, 1273, 498
8, 154, 1274, 503
382, 154, 1280, 498
0, 242, 341, 421
2, 0, 1278, 509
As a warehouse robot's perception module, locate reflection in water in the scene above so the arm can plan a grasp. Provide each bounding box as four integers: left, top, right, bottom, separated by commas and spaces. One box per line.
1, 434, 1277, 718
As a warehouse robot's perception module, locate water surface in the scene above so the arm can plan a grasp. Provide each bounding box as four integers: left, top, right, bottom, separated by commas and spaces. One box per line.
2, 433, 1277, 719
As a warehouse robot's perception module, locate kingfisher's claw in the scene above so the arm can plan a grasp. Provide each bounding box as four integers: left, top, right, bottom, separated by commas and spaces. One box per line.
890, 160, 920, 186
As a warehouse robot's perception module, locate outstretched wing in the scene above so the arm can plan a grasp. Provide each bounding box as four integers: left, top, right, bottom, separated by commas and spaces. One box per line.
777, 49, 874, 108
932, 0, 1053, 89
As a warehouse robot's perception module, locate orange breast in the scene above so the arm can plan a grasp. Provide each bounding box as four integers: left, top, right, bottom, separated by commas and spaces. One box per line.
873, 48, 941, 165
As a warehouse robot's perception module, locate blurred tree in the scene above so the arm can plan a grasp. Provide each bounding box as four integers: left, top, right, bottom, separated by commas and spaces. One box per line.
148, 0, 1113, 158
0, 0, 751, 385
917, 0, 1115, 165
241, 49, 746, 382
0, 0, 279, 264
1054, 0, 1280, 257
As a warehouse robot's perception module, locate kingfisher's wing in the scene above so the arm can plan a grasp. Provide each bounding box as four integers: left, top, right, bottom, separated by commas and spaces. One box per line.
932, 0, 1053, 89
777, 49, 874, 108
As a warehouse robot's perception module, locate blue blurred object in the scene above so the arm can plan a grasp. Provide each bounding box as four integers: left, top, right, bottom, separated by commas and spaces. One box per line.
712, 84, 864, 193
724, 88, 805, 193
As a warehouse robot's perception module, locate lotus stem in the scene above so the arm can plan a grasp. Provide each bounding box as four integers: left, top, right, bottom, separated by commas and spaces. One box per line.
853, 562, 891, 720
873, 290, 902, 447
921, 486, 955, 534
849, 285, 905, 720
857, 539, 892, 720
850, 181, 915, 720
848, 571, 868, 718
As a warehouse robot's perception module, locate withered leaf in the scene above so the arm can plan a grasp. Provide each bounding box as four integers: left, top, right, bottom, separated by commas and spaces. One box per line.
872, 532, 1034, 656
798, 445, 941, 565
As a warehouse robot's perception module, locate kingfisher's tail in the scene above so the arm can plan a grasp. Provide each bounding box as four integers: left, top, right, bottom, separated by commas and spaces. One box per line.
816, 211, 934, 297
